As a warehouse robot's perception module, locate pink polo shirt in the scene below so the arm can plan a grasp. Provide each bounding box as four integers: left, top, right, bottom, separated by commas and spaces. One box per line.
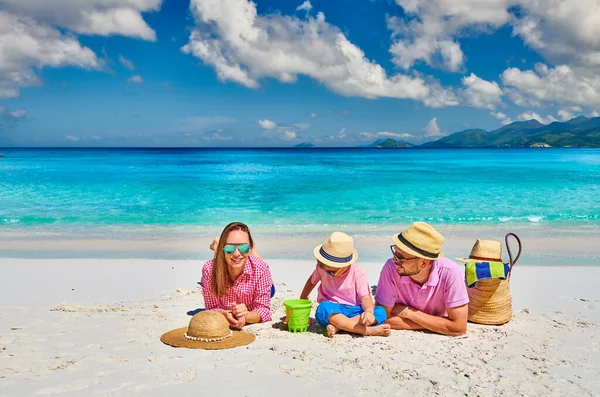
310, 264, 371, 306
201, 256, 273, 322
374, 257, 469, 317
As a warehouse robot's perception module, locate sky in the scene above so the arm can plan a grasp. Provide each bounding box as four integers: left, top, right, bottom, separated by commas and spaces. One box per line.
1, 0, 600, 147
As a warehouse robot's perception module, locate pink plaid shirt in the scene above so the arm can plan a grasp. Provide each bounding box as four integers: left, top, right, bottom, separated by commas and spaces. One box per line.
201, 256, 273, 322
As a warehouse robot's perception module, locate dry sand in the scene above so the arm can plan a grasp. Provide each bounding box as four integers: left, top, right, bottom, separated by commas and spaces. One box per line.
1, 258, 599, 396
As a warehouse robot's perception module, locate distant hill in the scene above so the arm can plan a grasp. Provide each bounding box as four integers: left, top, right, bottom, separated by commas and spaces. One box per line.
293, 142, 315, 148
424, 117, 600, 147
365, 138, 413, 148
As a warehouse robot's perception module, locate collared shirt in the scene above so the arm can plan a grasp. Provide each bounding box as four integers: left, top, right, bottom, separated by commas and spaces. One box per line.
201, 256, 273, 322
374, 257, 469, 317
310, 264, 371, 306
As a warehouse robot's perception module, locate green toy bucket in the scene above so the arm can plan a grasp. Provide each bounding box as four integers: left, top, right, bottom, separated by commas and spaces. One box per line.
283, 299, 312, 333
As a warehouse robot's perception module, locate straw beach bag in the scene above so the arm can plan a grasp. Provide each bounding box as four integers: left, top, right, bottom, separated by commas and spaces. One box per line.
458, 233, 522, 325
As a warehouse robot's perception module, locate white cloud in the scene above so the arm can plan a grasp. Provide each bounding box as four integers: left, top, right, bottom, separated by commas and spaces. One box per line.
590, 111, 600, 117
91, 136, 101, 140
127, 75, 143, 84
460, 73, 503, 110
310, 113, 317, 118
0, 11, 99, 98
377, 131, 413, 139
258, 119, 277, 130
0, 1, 160, 98
387, 0, 511, 72
283, 130, 297, 140
490, 111, 512, 125
557, 109, 574, 121
338, 128, 346, 138
422, 117, 442, 137
119, 55, 135, 70
66, 135, 80, 141
182, 0, 458, 107
501, 64, 600, 108
359, 131, 414, 141
509, 0, 600, 68
296, 1, 312, 12
9, 109, 26, 118
518, 111, 556, 124
0, 0, 160, 41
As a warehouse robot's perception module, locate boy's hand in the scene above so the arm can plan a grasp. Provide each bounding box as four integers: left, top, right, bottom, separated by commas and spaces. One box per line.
209, 237, 219, 251
359, 310, 376, 326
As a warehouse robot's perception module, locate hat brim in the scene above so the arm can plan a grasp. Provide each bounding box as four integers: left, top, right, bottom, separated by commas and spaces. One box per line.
455, 257, 503, 263
313, 245, 358, 268
160, 327, 256, 350
392, 234, 443, 260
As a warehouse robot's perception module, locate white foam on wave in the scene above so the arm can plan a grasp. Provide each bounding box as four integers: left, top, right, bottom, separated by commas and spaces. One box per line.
1, 218, 20, 224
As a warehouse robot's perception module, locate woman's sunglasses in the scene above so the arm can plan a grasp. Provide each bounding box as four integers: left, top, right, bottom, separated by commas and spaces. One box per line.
223, 243, 251, 255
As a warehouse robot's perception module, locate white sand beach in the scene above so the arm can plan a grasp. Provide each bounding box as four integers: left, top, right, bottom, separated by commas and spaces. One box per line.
1, 257, 599, 396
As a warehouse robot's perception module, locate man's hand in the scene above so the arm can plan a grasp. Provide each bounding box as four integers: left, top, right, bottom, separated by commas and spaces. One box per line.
232, 302, 248, 319
359, 310, 376, 326
391, 304, 417, 319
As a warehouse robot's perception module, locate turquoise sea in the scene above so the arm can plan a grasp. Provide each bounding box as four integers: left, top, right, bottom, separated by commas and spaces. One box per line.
1, 148, 600, 261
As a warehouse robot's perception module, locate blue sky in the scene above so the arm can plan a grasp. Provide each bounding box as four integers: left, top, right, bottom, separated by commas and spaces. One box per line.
1, 0, 600, 147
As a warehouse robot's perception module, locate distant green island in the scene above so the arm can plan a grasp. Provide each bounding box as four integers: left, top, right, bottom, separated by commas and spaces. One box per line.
422, 116, 600, 148
291, 116, 600, 148
293, 142, 315, 148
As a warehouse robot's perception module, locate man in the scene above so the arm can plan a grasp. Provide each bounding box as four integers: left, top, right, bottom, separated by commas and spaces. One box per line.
374, 222, 468, 336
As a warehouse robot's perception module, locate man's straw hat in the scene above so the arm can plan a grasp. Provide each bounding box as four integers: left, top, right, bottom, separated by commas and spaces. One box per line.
456, 239, 503, 263
392, 222, 444, 260
160, 311, 255, 349
313, 231, 358, 268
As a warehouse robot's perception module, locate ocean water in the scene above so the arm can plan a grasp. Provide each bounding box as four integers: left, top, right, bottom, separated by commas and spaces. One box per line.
1, 148, 600, 232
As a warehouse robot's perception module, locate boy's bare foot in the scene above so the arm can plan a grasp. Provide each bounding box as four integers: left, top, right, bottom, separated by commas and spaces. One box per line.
365, 324, 391, 337
326, 324, 339, 338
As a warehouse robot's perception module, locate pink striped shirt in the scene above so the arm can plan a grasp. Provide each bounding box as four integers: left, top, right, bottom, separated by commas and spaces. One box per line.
201, 256, 273, 322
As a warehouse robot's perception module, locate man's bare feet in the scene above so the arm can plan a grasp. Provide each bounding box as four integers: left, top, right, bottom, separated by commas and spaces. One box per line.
365, 324, 391, 337
326, 324, 339, 338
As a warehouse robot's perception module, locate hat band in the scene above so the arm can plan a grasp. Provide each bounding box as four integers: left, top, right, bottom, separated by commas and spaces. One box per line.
397, 233, 439, 258
319, 247, 353, 263
184, 330, 232, 342
469, 255, 502, 262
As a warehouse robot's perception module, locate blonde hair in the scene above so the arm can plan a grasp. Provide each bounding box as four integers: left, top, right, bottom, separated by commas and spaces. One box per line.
211, 222, 255, 298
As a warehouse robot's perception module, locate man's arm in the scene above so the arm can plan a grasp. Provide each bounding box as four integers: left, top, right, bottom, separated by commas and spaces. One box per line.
391, 303, 468, 336
378, 302, 426, 331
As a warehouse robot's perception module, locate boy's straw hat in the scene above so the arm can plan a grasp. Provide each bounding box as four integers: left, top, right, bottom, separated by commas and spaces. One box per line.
313, 231, 358, 268
160, 311, 255, 349
392, 222, 444, 260
456, 239, 503, 263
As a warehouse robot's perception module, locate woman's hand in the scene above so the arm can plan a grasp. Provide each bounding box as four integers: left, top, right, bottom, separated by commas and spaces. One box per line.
232, 302, 248, 319
223, 310, 246, 329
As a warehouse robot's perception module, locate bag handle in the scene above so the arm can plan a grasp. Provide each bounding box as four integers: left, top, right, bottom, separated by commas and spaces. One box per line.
505, 233, 522, 279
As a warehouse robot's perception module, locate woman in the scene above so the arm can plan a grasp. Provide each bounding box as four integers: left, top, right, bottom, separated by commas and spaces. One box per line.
201, 222, 273, 329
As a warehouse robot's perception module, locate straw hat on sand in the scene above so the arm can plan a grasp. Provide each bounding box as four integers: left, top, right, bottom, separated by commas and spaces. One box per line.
456, 239, 503, 263
313, 231, 358, 268
160, 311, 255, 349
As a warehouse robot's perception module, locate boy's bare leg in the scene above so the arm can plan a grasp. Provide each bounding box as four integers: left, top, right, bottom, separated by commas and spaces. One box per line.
327, 314, 391, 338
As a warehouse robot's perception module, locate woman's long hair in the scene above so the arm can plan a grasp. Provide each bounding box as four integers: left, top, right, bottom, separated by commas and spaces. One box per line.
211, 222, 255, 298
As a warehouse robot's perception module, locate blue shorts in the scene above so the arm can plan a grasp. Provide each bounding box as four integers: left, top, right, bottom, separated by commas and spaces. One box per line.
315, 301, 387, 327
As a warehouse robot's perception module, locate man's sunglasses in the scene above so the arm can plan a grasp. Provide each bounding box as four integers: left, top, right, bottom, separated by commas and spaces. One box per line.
390, 245, 416, 264
223, 243, 251, 255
